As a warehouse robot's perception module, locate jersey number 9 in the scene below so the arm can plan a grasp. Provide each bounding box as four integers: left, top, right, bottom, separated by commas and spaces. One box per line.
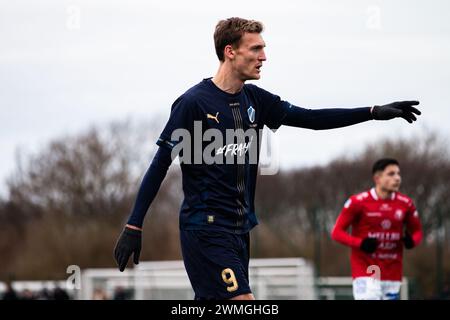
221, 268, 239, 292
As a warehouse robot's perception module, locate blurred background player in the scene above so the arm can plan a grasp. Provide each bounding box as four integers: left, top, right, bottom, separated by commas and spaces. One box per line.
331, 158, 423, 300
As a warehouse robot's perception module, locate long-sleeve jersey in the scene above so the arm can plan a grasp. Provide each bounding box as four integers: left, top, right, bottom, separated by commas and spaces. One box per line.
127, 78, 374, 233
331, 188, 423, 281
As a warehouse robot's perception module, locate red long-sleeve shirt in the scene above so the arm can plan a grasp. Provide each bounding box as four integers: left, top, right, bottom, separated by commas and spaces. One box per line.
331, 188, 423, 281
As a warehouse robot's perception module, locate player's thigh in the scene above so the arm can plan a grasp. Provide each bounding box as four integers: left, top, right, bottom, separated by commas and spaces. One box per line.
353, 277, 382, 300
180, 230, 252, 300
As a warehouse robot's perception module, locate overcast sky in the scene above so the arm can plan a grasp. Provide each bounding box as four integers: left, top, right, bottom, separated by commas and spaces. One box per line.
1, 0, 449, 195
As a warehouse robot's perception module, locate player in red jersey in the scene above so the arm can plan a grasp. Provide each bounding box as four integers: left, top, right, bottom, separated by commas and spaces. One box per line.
331, 158, 423, 300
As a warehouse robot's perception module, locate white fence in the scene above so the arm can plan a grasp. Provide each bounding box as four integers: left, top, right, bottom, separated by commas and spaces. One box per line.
79, 258, 317, 300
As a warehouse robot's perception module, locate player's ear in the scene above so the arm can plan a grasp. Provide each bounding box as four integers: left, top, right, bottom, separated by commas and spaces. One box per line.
224, 44, 236, 60
373, 172, 380, 185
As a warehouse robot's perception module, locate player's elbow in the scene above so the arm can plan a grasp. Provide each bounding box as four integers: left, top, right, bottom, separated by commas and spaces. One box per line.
330, 226, 339, 242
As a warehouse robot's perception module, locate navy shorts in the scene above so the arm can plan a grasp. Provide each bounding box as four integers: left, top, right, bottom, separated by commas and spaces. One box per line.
180, 229, 251, 300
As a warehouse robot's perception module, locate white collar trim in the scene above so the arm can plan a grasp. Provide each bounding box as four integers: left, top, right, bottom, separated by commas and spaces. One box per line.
370, 187, 396, 201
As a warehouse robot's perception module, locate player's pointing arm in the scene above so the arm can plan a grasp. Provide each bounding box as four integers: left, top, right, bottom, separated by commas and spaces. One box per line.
280, 100, 421, 130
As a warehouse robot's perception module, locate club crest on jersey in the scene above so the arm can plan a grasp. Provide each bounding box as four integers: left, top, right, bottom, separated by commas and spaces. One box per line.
247, 105, 255, 123
381, 219, 392, 230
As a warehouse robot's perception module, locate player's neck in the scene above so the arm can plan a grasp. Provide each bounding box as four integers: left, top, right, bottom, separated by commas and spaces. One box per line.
374, 186, 393, 200
212, 64, 244, 94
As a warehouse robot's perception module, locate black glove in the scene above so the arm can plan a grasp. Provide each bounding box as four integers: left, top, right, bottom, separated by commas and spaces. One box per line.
360, 237, 378, 253
372, 101, 421, 123
114, 226, 142, 272
403, 231, 415, 249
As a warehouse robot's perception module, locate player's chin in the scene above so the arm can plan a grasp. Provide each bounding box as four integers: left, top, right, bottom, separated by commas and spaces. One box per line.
242, 69, 261, 80
247, 72, 261, 80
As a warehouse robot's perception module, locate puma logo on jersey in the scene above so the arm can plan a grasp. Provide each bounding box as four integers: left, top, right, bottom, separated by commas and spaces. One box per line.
394, 209, 404, 220
207, 112, 220, 123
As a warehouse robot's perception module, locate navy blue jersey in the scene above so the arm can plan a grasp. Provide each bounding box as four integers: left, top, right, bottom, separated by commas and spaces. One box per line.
156, 78, 291, 234
126, 78, 372, 230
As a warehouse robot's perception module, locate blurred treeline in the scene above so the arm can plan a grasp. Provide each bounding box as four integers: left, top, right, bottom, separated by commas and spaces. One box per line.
0, 120, 448, 299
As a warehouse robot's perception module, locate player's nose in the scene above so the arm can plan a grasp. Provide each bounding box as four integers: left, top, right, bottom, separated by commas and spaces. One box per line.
259, 49, 267, 61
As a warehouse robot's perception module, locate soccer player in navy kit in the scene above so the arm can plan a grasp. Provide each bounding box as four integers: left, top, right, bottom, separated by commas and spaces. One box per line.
114, 17, 421, 300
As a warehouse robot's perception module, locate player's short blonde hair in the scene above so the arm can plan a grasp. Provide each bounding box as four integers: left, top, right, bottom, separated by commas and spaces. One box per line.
214, 17, 264, 61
